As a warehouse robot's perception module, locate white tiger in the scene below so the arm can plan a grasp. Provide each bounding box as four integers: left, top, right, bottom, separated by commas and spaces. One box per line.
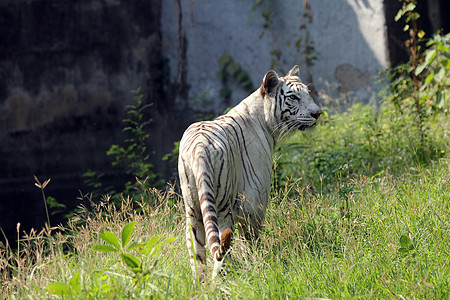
178, 65, 321, 280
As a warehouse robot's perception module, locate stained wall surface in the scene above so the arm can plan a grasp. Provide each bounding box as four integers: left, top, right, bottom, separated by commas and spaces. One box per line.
0, 0, 164, 243
161, 0, 388, 113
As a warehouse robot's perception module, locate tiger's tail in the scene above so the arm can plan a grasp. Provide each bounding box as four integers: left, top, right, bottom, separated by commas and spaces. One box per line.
198, 186, 232, 262
194, 153, 232, 262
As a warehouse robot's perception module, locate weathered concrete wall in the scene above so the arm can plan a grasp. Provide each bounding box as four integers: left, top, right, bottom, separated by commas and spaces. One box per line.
161, 0, 388, 112
0, 0, 164, 243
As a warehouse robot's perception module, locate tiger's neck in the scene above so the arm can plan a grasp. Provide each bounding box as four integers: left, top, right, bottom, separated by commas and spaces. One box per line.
226, 90, 276, 152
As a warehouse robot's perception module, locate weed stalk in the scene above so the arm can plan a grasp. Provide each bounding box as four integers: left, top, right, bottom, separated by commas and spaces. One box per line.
34, 176, 51, 228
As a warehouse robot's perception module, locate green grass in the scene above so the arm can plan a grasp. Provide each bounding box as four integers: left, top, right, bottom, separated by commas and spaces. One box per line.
1, 102, 449, 299
2, 158, 449, 299
274, 101, 449, 194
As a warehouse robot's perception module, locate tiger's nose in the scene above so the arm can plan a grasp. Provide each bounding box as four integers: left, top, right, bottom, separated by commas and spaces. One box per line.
311, 108, 322, 120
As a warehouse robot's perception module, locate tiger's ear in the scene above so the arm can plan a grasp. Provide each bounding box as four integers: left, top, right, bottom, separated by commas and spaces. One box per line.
286, 65, 300, 77
261, 70, 279, 96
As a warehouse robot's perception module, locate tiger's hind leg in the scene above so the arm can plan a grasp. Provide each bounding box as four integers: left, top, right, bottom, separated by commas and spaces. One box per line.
180, 157, 207, 283
186, 215, 206, 283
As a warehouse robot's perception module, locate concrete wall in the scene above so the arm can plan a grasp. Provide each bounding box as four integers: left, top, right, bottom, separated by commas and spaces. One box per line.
161, 0, 388, 112
0, 0, 163, 244
0, 0, 163, 175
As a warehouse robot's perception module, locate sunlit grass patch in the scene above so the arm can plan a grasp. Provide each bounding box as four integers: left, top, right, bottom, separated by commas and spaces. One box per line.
1, 157, 449, 298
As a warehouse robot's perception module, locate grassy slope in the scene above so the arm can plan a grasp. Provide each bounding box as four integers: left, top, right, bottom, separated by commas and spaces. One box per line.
1, 104, 449, 299
242, 158, 450, 299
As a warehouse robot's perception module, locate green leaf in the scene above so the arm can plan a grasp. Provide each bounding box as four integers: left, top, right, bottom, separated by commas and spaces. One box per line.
132, 87, 141, 94
69, 272, 81, 293
91, 244, 118, 252
394, 9, 403, 22
424, 49, 437, 65
165, 237, 176, 243
127, 241, 140, 251
121, 221, 137, 248
121, 253, 140, 269
398, 247, 409, 254
400, 235, 410, 248
415, 62, 427, 76
405, 3, 416, 13
441, 59, 450, 70
434, 67, 445, 82
99, 231, 121, 250
218, 54, 231, 66
139, 236, 161, 255
424, 72, 434, 83
46, 282, 72, 296
415, 49, 435, 76
436, 91, 444, 108
436, 42, 448, 52
395, 3, 416, 22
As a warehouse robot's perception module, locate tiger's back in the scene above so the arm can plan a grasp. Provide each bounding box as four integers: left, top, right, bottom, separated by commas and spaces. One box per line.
178, 65, 321, 281
179, 100, 274, 225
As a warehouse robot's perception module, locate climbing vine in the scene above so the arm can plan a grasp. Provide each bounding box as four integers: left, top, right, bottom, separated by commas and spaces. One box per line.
217, 54, 255, 105
251, 0, 318, 97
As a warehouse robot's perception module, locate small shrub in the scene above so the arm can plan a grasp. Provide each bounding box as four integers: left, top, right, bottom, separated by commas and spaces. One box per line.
84, 88, 163, 203
378, 1, 449, 153
45, 221, 175, 298
217, 54, 254, 104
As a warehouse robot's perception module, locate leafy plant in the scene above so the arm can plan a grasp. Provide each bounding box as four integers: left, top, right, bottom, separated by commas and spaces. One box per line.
92, 222, 175, 279
45, 272, 81, 297
250, 0, 318, 93
91, 222, 144, 275
295, 0, 318, 96
106, 88, 159, 189
84, 88, 162, 201
415, 32, 450, 112
335, 185, 355, 219
378, 1, 449, 155
274, 89, 448, 195
162, 141, 180, 181
45, 221, 175, 298
398, 234, 415, 256
217, 54, 254, 104
83, 168, 115, 198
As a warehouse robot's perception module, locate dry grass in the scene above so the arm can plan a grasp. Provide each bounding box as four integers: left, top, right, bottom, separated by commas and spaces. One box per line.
0, 185, 187, 298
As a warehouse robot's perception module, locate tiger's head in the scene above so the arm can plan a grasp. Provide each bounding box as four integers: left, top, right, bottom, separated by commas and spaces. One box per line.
260, 65, 321, 138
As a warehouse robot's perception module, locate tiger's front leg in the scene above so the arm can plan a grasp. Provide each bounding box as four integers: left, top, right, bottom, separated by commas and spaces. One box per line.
233, 193, 268, 240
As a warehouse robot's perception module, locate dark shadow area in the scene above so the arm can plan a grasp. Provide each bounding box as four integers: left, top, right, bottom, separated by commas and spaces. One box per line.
384, 0, 450, 66
0, 0, 182, 247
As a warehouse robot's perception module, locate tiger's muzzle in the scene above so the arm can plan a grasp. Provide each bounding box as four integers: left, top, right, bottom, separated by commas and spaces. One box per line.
298, 109, 321, 130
